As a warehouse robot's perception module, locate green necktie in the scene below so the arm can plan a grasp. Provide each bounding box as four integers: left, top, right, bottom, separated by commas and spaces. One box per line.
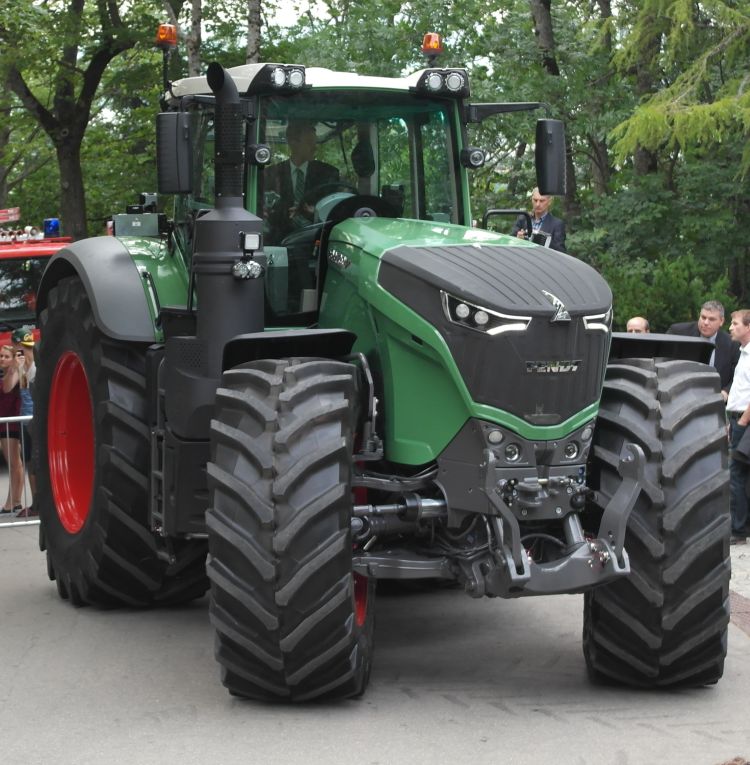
294, 167, 305, 203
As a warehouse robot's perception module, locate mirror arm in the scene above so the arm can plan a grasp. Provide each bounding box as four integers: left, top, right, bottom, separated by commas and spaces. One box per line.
466, 101, 550, 124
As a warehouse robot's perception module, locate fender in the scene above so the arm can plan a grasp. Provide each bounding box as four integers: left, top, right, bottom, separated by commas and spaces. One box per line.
223, 329, 357, 370
609, 331, 712, 364
37, 236, 157, 343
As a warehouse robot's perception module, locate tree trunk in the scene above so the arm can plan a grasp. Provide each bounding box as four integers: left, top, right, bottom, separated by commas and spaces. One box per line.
528, 0, 560, 76
246, 0, 262, 64
0, 102, 10, 207
633, 16, 662, 175
186, 0, 202, 77
527, 0, 577, 214
589, 137, 611, 196
55, 139, 87, 240
588, 0, 613, 197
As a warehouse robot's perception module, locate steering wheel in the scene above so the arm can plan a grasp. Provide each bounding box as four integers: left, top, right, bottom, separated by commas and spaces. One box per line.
302, 181, 358, 207
325, 195, 398, 225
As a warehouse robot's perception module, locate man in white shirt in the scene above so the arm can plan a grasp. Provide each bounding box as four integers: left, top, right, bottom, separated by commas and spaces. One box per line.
725, 309, 750, 543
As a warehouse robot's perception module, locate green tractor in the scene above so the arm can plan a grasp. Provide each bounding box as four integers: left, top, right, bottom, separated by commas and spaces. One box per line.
34, 35, 730, 701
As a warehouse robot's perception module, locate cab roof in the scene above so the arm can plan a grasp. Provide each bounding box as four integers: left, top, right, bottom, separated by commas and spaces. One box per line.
170, 65, 427, 98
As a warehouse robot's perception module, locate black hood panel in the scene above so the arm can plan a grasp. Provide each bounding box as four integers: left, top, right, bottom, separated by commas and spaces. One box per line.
378, 244, 612, 425
381, 243, 612, 317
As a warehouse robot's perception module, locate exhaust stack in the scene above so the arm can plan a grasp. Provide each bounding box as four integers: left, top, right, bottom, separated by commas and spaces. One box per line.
164, 63, 265, 438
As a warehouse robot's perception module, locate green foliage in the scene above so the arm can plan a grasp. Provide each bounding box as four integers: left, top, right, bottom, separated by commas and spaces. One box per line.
589, 250, 732, 332
1, 0, 748, 324
570, 148, 747, 328
610, 0, 750, 171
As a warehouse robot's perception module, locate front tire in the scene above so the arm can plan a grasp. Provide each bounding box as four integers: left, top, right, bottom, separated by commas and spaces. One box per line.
35, 276, 208, 607
584, 358, 730, 687
207, 358, 375, 701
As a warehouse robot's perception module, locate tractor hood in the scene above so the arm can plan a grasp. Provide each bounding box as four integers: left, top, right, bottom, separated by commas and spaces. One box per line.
333, 218, 613, 426
379, 240, 612, 318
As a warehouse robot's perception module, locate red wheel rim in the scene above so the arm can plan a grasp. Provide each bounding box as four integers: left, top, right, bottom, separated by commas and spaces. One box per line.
48, 351, 95, 533
353, 572, 369, 627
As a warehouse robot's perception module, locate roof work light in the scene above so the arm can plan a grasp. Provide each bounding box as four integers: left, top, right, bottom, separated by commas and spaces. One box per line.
421, 33, 444, 57
155, 24, 178, 51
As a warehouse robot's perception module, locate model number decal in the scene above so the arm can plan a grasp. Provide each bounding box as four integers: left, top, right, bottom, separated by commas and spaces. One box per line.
526, 360, 581, 373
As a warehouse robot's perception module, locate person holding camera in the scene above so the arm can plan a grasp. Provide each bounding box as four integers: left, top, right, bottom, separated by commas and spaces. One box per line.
0, 344, 24, 516
511, 187, 567, 252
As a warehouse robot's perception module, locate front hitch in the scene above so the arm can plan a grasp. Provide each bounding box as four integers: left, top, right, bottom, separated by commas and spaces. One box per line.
482, 443, 645, 597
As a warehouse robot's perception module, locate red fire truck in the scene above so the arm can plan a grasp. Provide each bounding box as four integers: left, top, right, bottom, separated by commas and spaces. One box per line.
0, 231, 71, 345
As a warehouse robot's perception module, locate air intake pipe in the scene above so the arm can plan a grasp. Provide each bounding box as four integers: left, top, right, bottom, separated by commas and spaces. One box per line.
163, 63, 265, 438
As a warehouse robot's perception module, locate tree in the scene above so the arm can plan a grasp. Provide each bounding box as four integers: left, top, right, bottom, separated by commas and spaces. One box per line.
0, 0, 160, 238
0, 81, 54, 211
611, 0, 750, 171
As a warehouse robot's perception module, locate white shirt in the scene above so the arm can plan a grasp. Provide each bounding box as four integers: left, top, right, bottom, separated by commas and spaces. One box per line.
290, 161, 309, 183
726, 343, 750, 413
706, 332, 717, 367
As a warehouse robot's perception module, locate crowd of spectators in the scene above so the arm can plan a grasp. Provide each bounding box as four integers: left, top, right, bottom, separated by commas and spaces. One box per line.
627, 301, 749, 544
0, 326, 36, 519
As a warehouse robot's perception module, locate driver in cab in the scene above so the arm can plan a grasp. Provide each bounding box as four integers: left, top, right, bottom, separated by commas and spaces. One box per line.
264, 119, 340, 242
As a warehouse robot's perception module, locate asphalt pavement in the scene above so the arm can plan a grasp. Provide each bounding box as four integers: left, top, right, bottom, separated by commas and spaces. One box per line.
2, 507, 750, 765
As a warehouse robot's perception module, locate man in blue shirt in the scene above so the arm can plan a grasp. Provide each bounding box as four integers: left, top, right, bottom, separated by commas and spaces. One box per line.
512, 187, 567, 252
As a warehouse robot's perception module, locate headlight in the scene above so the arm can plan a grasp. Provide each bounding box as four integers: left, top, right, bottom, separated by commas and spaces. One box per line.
460, 147, 486, 168
441, 291, 531, 335
248, 144, 272, 165
249, 64, 307, 94
505, 443, 522, 462
563, 442, 579, 460
445, 71, 465, 92
426, 72, 444, 92
583, 306, 612, 332
413, 68, 470, 98
270, 67, 287, 88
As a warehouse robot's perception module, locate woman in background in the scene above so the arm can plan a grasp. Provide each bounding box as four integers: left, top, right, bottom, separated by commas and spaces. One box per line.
12, 327, 36, 517
0, 344, 24, 515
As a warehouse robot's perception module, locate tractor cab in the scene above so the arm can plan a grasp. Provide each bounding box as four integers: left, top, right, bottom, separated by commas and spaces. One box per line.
172, 85, 462, 323
159, 42, 565, 329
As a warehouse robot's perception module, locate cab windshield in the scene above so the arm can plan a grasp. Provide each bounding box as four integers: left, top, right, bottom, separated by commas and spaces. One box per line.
256, 91, 460, 246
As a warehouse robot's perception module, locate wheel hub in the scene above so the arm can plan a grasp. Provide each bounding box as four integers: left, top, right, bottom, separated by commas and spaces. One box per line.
48, 351, 94, 533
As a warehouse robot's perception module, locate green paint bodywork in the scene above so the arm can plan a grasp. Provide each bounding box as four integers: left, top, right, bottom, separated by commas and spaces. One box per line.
115, 236, 190, 342
319, 217, 598, 464
113, 92, 598, 467
120, 213, 599, 465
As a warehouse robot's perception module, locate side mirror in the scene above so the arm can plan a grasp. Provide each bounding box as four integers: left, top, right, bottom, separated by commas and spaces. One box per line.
482, 209, 531, 236
156, 112, 193, 194
535, 119, 566, 196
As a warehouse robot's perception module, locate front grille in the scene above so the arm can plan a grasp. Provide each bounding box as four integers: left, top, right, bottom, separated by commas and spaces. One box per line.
378, 243, 612, 424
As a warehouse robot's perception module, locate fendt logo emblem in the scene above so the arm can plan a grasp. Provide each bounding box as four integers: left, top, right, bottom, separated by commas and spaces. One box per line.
527, 360, 581, 374
541, 290, 571, 322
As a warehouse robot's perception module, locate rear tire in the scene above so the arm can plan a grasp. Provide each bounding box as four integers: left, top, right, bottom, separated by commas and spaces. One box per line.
35, 276, 208, 607
207, 358, 375, 701
584, 358, 730, 687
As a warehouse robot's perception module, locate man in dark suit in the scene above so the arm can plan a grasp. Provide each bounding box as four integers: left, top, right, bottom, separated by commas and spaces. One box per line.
511, 187, 566, 252
264, 119, 340, 243
668, 300, 740, 400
